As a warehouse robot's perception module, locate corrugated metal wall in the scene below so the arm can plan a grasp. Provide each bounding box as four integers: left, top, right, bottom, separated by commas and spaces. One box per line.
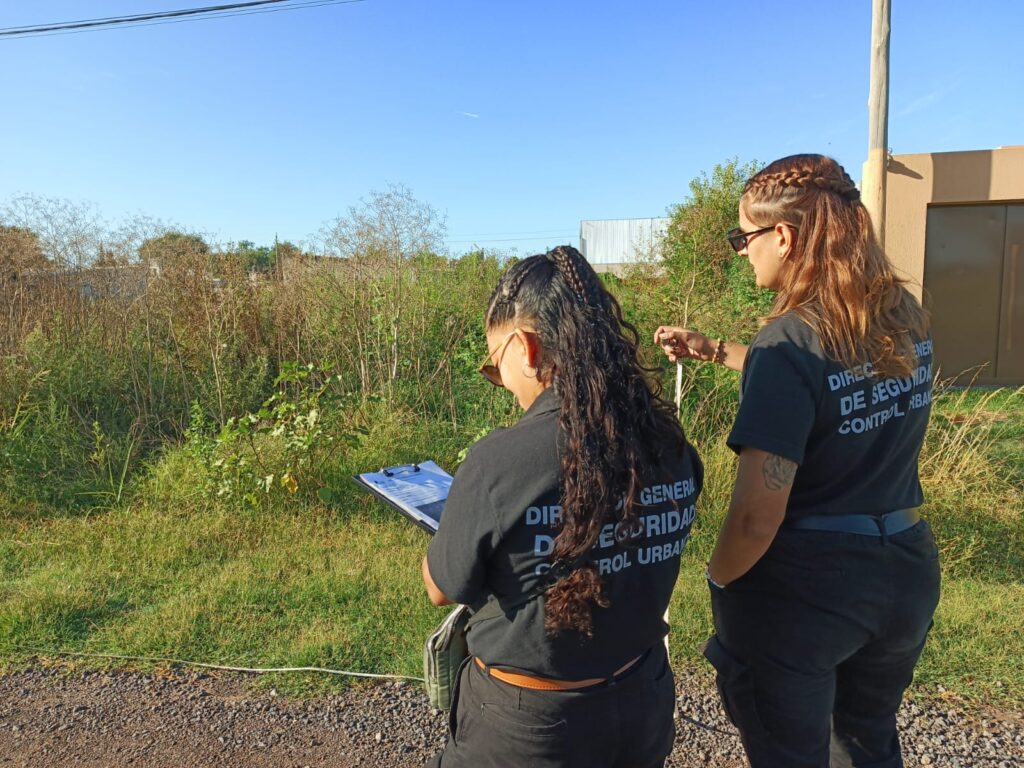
579, 218, 669, 268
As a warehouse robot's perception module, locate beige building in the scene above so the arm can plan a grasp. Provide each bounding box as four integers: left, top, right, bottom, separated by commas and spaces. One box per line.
883, 146, 1024, 385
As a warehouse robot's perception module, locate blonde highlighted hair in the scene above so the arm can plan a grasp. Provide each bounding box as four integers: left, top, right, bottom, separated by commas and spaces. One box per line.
742, 154, 929, 378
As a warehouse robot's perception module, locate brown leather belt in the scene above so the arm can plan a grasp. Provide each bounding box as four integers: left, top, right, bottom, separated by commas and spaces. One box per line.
474, 654, 642, 691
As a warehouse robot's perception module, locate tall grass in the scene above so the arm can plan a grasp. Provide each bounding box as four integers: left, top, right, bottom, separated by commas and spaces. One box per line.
2, 379, 1018, 704
907, 385, 1023, 702
1, 186, 1022, 707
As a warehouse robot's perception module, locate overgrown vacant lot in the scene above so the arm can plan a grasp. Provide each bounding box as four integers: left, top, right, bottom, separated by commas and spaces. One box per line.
1, 171, 1022, 716
1, 386, 1021, 708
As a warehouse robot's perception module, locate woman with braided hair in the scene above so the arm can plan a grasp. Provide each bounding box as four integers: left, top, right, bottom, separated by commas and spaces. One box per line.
656, 154, 939, 768
424, 245, 703, 767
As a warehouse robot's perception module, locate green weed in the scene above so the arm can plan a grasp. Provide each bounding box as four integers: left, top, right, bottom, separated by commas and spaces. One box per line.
1, 178, 1021, 708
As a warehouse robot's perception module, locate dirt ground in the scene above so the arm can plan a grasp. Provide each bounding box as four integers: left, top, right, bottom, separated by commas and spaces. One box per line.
0, 665, 1021, 767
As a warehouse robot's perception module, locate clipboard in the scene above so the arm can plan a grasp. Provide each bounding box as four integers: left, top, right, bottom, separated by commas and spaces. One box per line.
352, 460, 453, 535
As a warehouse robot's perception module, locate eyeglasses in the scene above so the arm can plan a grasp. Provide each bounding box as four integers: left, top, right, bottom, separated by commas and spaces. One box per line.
478, 329, 520, 387
725, 226, 776, 253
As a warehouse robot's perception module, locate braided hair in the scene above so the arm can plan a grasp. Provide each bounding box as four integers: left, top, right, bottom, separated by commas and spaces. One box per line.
744, 165, 861, 202
742, 154, 928, 377
486, 246, 687, 638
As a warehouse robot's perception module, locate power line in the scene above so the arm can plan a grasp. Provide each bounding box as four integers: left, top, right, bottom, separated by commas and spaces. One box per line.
447, 235, 577, 244
448, 228, 578, 238
0, 1, 293, 35
0, 0, 366, 40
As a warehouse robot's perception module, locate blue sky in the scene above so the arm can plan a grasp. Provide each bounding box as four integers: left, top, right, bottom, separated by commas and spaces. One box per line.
1, 0, 1021, 255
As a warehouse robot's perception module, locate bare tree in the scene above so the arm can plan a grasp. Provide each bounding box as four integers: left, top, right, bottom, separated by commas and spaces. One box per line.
318, 183, 446, 262
104, 214, 183, 266
0, 194, 104, 268
317, 184, 447, 394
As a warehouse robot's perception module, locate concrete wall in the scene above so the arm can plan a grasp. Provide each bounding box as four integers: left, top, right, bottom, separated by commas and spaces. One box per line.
884, 146, 1024, 298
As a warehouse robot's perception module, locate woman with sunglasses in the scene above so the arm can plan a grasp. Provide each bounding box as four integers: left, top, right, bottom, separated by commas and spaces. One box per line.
423, 245, 703, 768
655, 154, 939, 768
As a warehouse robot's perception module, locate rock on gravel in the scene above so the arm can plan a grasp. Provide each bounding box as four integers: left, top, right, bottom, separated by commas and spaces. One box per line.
0, 666, 1020, 767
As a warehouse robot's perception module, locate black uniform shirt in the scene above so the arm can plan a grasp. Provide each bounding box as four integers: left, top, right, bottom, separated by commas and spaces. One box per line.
727, 313, 933, 518
427, 387, 703, 679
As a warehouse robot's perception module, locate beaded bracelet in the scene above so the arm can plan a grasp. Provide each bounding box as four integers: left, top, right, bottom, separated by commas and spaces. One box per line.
712, 338, 727, 365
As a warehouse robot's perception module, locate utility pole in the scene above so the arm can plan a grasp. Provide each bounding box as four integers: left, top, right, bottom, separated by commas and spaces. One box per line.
274, 233, 283, 282
863, 0, 891, 247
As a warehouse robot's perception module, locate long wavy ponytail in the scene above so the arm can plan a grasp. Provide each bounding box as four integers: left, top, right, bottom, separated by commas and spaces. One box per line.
486, 246, 687, 637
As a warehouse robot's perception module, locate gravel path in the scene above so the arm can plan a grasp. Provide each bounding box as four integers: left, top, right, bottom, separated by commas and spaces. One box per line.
0, 666, 1020, 767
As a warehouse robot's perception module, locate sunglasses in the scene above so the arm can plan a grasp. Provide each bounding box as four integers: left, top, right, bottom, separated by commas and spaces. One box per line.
725, 226, 775, 253
478, 329, 520, 387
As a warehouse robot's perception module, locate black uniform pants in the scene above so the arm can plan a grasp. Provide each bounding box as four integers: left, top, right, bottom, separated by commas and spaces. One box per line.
704, 520, 941, 768
426, 642, 676, 768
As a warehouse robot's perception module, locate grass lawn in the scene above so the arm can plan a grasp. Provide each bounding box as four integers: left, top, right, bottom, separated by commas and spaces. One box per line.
1, 387, 1021, 706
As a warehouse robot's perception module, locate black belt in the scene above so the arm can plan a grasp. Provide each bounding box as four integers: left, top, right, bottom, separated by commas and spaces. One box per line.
786, 509, 920, 537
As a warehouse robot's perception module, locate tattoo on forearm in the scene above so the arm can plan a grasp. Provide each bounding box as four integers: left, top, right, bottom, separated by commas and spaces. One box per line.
762, 454, 797, 490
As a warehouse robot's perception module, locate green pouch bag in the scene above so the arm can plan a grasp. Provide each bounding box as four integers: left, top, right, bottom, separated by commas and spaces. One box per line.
423, 604, 471, 711
422, 596, 525, 711
423, 560, 581, 710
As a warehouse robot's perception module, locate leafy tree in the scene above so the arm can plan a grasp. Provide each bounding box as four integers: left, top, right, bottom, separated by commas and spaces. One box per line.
659, 158, 770, 339
275, 240, 302, 262
230, 240, 276, 273
0, 225, 48, 276
138, 231, 210, 270
612, 159, 771, 437
217, 239, 307, 275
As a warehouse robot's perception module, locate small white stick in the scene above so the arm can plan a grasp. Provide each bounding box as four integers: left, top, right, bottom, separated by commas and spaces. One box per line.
666, 362, 683, 656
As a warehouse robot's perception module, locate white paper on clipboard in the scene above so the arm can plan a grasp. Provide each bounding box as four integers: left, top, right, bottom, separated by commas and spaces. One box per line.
356, 461, 453, 533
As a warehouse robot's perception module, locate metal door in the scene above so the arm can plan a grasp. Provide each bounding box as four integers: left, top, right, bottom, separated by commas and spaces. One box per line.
997, 205, 1024, 381
923, 205, 1006, 384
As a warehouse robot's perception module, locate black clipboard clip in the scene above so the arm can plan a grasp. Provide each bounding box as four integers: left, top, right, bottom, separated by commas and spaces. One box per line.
381, 463, 421, 477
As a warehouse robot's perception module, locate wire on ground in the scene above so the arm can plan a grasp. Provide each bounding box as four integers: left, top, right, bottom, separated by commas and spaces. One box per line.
14, 646, 424, 683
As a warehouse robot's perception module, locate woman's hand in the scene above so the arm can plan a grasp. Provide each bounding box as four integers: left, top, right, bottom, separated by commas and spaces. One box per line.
653, 326, 749, 372
653, 326, 714, 363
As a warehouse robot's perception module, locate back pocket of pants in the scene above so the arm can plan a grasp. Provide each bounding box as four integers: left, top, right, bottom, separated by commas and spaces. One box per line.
479, 702, 567, 737
474, 702, 569, 764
